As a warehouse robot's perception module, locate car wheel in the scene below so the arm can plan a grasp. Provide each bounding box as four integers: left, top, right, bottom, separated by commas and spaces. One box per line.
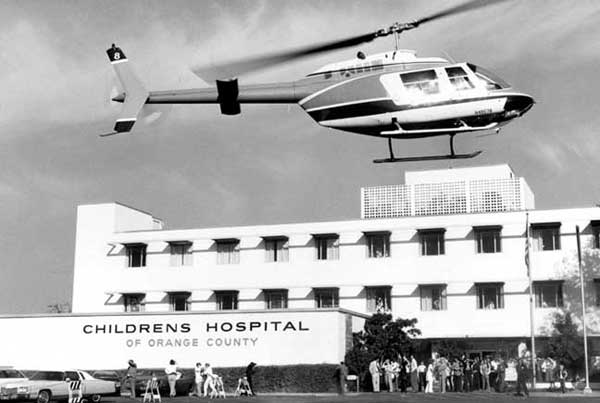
37, 390, 52, 403
91, 394, 102, 403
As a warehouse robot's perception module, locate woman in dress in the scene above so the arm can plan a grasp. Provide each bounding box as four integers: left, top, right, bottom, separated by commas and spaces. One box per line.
425, 360, 434, 393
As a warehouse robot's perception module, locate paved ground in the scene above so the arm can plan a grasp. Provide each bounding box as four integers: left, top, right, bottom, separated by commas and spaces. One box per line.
103, 390, 600, 403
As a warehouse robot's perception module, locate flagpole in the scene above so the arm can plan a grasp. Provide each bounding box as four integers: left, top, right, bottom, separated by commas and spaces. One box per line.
575, 225, 592, 393
526, 212, 537, 389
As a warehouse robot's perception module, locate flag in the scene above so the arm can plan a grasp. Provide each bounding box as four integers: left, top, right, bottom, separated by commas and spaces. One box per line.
525, 212, 530, 277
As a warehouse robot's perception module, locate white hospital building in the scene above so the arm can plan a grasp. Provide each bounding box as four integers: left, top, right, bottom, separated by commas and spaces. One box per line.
71, 164, 600, 359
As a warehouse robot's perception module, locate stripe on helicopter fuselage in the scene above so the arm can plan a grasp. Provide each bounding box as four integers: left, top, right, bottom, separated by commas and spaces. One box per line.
307, 95, 509, 122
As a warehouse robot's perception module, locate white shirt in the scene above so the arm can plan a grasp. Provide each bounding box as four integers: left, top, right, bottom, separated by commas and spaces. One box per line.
204, 366, 214, 378
165, 364, 177, 375
194, 367, 203, 382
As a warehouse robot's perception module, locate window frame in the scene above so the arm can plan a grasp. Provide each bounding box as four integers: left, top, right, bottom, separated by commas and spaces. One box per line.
419, 284, 448, 311
533, 281, 563, 308
314, 234, 340, 261
474, 226, 502, 254
169, 241, 193, 267
125, 243, 147, 268
400, 69, 441, 96
215, 239, 241, 265
476, 283, 504, 310
264, 289, 288, 310
365, 232, 391, 258
595, 279, 600, 308
531, 223, 561, 251
215, 291, 239, 311
168, 292, 191, 312
123, 293, 145, 312
366, 286, 392, 313
314, 288, 339, 309
419, 229, 446, 256
264, 236, 289, 263
591, 221, 600, 249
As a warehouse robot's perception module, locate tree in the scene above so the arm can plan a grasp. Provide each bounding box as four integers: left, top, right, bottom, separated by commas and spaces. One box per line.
344, 313, 421, 390
541, 312, 585, 374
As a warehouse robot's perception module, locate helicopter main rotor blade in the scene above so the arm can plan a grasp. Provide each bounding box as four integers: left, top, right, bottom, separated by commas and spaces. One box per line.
192, 32, 380, 81
192, 0, 511, 81
413, 0, 511, 27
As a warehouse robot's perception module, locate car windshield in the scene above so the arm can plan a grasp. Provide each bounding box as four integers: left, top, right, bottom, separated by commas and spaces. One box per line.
0, 370, 25, 378
467, 63, 510, 90
30, 371, 64, 381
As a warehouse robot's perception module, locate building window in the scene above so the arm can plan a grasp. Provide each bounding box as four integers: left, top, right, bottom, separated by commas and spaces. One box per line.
215, 291, 238, 310
314, 288, 339, 308
123, 294, 145, 312
592, 223, 600, 249
533, 282, 563, 308
216, 239, 240, 265
366, 286, 392, 313
169, 292, 191, 311
169, 242, 192, 266
419, 229, 445, 256
125, 244, 146, 267
531, 223, 561, 251
420, 285, 447, 311
314, 234, 339, 260
365, 232, 390, 258
264, 289, 288, 310
476, 283, 504, 309
474, 226, 502, 253
264, 237, 289, 262
595, 280, 600, 307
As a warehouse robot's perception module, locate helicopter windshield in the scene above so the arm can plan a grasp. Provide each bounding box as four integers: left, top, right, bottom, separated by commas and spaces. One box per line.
467, 63, 510, 90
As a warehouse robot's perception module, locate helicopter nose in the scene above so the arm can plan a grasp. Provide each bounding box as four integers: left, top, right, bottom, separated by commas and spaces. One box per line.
504, 94, 534, 118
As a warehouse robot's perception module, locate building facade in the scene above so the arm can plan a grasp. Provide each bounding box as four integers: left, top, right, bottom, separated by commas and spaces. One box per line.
72, 165, 600, 358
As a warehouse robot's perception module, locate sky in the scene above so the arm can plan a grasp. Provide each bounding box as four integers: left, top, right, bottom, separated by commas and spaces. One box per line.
1, 0, 600, 314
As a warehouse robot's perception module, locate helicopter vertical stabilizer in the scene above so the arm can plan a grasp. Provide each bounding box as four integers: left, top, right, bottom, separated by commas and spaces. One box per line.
105, 44, 148, 134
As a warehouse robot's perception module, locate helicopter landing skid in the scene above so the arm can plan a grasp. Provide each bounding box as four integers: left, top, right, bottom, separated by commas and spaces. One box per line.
373, 135, 482, 164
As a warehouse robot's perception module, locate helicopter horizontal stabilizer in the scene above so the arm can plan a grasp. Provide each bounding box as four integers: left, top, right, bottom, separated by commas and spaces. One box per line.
106, 44, 149, 133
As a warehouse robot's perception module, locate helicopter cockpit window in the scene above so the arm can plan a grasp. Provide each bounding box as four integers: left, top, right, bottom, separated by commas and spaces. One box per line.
400, 70, 440, 97
467, 63, 510, 90
445, 66, 474, 91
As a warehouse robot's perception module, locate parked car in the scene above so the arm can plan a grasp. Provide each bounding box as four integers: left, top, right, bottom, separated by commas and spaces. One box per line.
0, 367, 28, 386
0, 370, 117, 403
89, 370, 121, 393
129, 369, 194, 397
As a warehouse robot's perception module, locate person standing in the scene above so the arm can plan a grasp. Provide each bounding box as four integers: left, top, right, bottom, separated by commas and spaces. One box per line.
472, 357, 481, 391
190, 362, 204, 397
515, 359, 529, 397
417, 361, 426, 392
164, 359, 178, 398
203, 363, 214, 397
369, 358, 381, 392
425, 360, 434, 394
481, 357, 491, 392
245, 362, 256, 396
335, 361, 347, 395
558, 364, 568, 394
124, 359, 137, 399
409, 355, 418, 392
438, 356, 448, 393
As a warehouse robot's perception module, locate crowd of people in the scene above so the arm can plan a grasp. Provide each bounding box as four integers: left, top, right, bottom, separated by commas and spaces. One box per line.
365, 352, 571, 397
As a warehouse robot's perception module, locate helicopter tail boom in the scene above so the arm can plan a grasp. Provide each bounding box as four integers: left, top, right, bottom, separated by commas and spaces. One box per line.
106, 44, 149, 134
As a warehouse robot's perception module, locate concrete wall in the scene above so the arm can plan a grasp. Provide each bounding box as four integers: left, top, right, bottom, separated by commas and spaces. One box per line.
0, 309, 365, 370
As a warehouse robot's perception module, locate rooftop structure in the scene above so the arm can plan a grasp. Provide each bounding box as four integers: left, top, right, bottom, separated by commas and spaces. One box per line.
361, 164, 534, 219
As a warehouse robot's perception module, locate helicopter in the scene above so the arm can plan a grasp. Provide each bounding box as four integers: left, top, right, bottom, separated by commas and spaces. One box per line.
105, 0, 534, 163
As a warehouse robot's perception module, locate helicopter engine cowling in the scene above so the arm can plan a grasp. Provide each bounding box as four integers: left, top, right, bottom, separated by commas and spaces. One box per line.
216, 79, 241, 115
